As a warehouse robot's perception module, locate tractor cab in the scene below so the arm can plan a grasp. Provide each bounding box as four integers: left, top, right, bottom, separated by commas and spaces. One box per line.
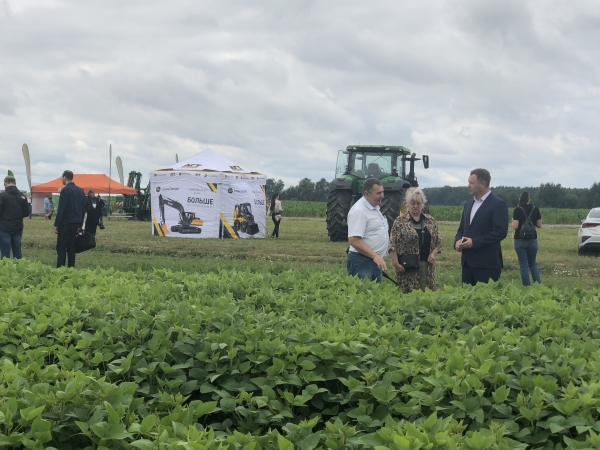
327, 144, 430, 242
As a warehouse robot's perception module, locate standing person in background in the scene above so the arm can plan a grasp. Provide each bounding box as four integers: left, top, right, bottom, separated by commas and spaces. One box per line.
44, 194, 55, 220
54, 170, 85, 268
269, 193, 283, 239
84, 189, 105, 236
0, 176, 30, 259
346, 178, 389, 283
512, 191, 542, 286
455, 168, 509, 285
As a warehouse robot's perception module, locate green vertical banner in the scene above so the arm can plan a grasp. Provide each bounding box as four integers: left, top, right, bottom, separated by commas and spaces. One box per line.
116, 156, 124, 185
22, 144, 32, 191
108, 144, 112, 216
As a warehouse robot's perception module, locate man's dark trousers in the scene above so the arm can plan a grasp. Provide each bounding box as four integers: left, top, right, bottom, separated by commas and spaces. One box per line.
57, 223, 79, 268
462, 264, 501, 286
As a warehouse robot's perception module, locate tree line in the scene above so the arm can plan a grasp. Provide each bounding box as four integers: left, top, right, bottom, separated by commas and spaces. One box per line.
266, 178, 600, 209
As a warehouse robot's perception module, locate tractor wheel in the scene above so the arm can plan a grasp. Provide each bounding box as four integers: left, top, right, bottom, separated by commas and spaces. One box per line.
381, 189, 406, 231
241, 221, 248, 233
326, 189, 352, 242
233, 220, 240, 232
142, 210, 151, 221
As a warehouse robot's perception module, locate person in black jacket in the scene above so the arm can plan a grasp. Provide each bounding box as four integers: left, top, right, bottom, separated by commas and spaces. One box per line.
455, 168, 509, 285
54, 170, 85, 268
84, 189, 105, 236
0, 176, 30, 259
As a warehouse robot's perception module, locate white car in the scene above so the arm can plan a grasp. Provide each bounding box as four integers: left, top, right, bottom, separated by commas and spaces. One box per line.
578, 207, 600, 255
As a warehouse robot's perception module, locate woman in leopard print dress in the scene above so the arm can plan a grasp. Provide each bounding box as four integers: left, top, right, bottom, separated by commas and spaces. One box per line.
389, 188, 442, 294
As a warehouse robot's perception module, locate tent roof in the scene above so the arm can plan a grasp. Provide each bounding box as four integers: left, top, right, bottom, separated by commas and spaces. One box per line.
31, 174, 137, 195
158, 148, 260, 174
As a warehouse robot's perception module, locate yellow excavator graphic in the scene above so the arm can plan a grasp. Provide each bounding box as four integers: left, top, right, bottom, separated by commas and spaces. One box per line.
158, 194, 203, 234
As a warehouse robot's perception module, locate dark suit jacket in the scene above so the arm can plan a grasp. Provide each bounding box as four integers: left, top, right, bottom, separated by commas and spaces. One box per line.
54, 182, 85, 227
455, 192, 509, 270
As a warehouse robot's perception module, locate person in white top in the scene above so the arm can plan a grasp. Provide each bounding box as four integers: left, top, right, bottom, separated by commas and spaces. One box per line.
347, 178, 390, 283
269, 193, 283, 239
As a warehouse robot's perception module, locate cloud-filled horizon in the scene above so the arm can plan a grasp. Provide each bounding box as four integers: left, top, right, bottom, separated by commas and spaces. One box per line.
1, 0, 599, 191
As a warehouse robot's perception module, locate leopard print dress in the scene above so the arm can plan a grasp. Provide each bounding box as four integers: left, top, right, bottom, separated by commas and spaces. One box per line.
389, 213, 442, 293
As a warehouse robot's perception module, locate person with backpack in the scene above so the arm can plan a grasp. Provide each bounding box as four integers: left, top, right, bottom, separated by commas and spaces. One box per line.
512, 191, 542, 286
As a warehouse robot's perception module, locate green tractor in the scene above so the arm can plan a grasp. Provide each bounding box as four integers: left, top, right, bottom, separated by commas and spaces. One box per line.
326, 145, 430, 242
122, 171, 152, 221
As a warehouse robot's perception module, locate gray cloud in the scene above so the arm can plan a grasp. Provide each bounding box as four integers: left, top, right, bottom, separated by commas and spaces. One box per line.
0, 0, 598, 191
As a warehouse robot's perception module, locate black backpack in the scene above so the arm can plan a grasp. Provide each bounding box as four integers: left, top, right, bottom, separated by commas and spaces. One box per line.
519, 206, 536, 240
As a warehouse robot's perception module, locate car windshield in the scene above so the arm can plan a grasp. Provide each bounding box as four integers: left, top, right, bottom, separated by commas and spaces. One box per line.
588, 209, 600, 219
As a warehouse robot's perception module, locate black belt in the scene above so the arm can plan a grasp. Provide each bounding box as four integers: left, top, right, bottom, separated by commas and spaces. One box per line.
348, 251, 371, 259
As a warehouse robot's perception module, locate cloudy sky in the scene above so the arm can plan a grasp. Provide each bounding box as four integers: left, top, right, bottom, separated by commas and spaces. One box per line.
1, 0, 598, 191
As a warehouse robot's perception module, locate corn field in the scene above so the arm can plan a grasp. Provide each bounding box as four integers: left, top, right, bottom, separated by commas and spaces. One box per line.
283, 201, 590, 224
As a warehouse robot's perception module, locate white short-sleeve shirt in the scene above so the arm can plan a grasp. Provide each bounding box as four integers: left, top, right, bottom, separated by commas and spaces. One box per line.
347, 196, 389, 259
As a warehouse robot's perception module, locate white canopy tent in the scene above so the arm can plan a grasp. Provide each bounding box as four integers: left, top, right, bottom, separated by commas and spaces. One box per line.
149, 149, 267, 239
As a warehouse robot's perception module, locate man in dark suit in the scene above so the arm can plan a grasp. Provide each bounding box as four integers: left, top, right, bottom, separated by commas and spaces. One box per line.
54, 170, 85, 268
455, 168, 508, 285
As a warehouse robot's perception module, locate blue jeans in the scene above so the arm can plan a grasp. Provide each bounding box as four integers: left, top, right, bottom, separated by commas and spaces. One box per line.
0, 230, 23, 259
347, 252, 382, 283
514, 239, 541, 286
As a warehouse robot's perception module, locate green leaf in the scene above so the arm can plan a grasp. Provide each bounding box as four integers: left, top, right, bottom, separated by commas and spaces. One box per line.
277, 434, 294, 450
20, 405, 45, 422
492, 385, 510, 403
90, 422, 132, 440
130, 439, 156, 450
267, 357, 286, 376
195, 401, 217, 417
140, 415, 157, 434
298, 431, 321, 450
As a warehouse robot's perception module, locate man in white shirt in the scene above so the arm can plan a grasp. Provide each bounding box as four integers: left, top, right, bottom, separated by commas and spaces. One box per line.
455, 168, 508, 285
347, 178, 389, 283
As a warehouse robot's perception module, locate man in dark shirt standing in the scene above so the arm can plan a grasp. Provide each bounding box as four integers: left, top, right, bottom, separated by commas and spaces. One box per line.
0, 175, 30, 259
54, 170, 85, 268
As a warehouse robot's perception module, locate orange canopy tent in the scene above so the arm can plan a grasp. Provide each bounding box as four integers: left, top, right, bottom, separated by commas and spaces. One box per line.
31, 174, 137, 195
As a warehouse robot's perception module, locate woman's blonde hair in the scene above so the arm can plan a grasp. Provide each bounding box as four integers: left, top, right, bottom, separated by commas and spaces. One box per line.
405, 187, 427, 206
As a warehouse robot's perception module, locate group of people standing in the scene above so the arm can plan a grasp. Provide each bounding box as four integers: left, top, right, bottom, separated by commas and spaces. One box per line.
347, 168, 542, 293
0, 170, 106, 268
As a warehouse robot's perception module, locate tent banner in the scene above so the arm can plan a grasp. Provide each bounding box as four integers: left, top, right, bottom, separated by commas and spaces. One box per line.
150, 171, 221, 238
220, 174, 266, 239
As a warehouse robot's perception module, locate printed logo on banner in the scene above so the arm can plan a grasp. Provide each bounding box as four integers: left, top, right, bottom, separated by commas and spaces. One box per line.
230, 166, 242, 171
228, 188, 233, 193
156, 187, 161, 192
170, 173, 176, 176
182, 164, 202, 168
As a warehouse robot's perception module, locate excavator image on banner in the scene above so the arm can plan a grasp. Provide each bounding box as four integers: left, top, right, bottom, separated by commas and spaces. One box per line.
233, 203, 260, 235
158, 194, 203, 234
